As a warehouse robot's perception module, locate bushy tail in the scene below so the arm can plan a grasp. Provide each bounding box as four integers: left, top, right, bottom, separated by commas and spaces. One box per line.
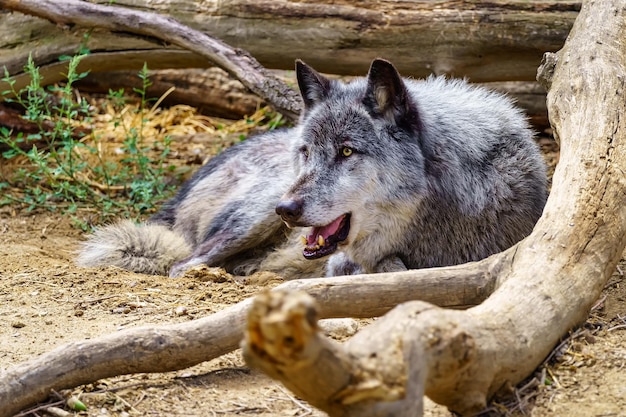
76, 220, 192, 276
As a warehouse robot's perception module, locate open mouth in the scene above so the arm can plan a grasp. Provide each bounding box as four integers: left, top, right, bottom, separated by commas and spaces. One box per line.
300, 213, 351, 260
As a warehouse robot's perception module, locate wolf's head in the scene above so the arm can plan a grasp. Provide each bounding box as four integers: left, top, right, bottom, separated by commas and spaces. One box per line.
275, 59, 428, 262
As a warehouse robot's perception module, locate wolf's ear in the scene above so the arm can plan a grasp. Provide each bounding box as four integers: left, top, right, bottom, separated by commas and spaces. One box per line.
296, 59, 332, 110
364, 59, 420, 131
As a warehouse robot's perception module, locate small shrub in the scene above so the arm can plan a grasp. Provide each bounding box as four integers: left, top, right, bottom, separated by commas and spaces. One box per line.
0, 55, 178, 228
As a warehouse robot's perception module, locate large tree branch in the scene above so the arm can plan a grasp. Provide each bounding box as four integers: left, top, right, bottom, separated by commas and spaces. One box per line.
0, 0, 303, 120
242, 1, 626, 415
2, 1, 624, 416
0, 259, 500, 417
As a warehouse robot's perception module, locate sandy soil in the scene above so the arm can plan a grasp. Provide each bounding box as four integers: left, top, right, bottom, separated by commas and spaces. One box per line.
1, 138, 625, 417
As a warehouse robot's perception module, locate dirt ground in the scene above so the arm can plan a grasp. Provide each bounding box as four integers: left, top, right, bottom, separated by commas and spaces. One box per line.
1, 137, 625, 417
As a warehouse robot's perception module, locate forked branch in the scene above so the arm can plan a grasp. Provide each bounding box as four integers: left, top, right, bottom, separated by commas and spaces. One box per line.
1, 1, 624, 417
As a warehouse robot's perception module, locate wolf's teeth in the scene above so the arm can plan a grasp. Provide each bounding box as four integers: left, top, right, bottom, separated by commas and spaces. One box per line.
317, 235, 325, 247
300, 235, 308, 246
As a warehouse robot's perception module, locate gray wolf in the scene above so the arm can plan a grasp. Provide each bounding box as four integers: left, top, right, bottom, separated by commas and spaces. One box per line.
77, 59, 547, 279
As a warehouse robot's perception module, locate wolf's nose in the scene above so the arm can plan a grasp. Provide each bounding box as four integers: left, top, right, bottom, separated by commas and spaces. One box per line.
276, 199, 303, 223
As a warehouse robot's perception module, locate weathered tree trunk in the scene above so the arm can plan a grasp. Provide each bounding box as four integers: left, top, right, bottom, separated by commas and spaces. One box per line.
0, 0, 568, 125
0, 0, 579, 84
76, 68, 264, 119
243, 1, 626, 415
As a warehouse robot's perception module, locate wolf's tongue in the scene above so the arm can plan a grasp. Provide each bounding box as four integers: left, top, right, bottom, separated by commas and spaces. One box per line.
302, 213, 351, 260
306, 215, 346, 245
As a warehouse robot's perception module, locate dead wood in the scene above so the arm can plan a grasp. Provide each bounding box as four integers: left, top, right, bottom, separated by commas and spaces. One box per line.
0, 0, 302, 121
0, 261, 498, 417
0, 1, 579, 84
76, 68, 263, 120
242, 1, 626, 415
0, 0, 558, 125
78, 68, 551, 129
1, 1, 624, 416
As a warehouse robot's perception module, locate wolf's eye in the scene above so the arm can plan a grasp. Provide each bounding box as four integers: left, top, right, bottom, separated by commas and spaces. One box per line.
341, 147, 353, 157
299, 146, 309, 159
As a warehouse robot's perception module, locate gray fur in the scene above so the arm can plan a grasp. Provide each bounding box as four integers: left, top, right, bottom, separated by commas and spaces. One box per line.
77, 59, 547, 278
76, 220, 191, 275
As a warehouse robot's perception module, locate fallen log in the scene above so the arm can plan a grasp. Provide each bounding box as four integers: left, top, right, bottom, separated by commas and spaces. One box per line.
242, 0, 626, 415
0, 0, 579, 85
75, 68, 264, 120
0, 0, 569, 127
78, 69, 550, 129
1, 1, 624, 416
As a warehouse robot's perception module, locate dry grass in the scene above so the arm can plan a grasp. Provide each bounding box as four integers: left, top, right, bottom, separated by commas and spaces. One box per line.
82, 87, 285, 179
1, 85, 286, 222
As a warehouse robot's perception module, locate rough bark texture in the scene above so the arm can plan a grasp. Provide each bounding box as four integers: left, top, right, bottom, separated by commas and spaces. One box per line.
242, 1, 626, 415
76, 68, 265, 119
0, 0, 579, 83
0, 0, 565, 124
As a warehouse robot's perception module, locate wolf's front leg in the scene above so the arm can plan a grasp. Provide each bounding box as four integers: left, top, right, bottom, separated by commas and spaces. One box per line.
168, 232, 268, 278
325, 253, 407, 276
169, 253, 209, 278
169, 219, 284, 278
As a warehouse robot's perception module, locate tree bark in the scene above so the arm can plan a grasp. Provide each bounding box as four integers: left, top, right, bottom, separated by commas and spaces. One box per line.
0, 0, 579, 84
242, 1, 626, 415
0, 0, 566, 125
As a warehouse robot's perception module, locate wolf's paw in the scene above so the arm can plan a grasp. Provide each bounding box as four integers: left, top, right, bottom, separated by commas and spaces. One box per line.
168, 263, 185, 278
169, 257, 202, 278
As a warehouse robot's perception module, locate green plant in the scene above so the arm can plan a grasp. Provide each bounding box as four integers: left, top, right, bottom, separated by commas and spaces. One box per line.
0, 55, 178, 228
